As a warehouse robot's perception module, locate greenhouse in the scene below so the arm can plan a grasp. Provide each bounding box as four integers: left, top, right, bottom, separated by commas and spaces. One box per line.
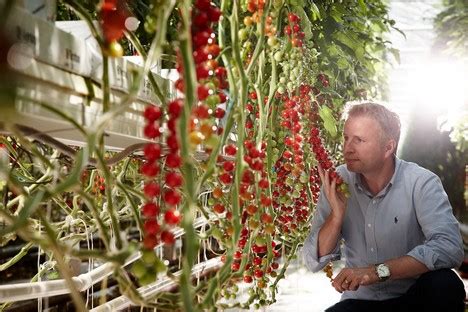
0, 0, 466, 311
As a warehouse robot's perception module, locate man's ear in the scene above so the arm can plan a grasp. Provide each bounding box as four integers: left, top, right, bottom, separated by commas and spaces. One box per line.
384, 139, 396, 158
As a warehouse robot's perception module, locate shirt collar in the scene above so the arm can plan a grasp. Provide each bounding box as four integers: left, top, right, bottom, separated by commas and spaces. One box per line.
353, 157, 402, 197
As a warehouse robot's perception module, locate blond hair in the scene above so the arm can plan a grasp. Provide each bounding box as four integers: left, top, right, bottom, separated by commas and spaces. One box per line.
343, 102, 401, 148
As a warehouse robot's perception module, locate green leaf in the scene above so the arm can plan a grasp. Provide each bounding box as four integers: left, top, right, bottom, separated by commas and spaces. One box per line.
327, 45, 339, 57
357, 0, 367, 12
337, 57, 349, 70
319, 106, 338, 138
333, 31, 366, 63
330, 8, 343, 23
289, 0, 304, 7
294, 6, 313, 40
309, 1, 321, 20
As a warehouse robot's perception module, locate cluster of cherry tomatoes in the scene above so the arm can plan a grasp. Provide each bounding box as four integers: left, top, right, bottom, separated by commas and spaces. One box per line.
283, 12, 304, 48
141, 104, 181, 249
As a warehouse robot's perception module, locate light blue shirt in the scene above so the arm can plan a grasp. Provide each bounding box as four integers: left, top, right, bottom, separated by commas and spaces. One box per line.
303, 157, 464, 301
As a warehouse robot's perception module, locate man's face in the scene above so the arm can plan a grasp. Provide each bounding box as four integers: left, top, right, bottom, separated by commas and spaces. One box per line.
343, 115, 389, 174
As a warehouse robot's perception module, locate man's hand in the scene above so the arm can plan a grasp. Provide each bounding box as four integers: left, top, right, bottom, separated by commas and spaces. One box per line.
331, 267, 380, 293
317, 165, 347, 222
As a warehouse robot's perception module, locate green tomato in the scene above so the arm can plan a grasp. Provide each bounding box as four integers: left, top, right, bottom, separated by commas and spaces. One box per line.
205, 94, 220, 108
142, 250, 157, 265
274, 51, 283, 62
107, 41, 123, 58
131, 260, 147, 279
243, 41, 252, 50
205, 136, 219, 149
153, 258, 167, 273
139, 272, 156, 285
211, 227, 223, 240
267, 37, 278, 47
255, 236, 266, 246
279, 76, 286, 84
277, 86, 285, 94
292, 67, 300, 77
144, 16, 156, 33
273, 0, 283, 8
239, 28, 249, 41
205, 81, 216, 90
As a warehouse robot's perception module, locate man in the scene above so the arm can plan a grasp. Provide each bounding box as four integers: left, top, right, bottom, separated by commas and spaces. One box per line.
303, 102, 465, 311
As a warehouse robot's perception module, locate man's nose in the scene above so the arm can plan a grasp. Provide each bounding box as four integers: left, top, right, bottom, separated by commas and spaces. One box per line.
344, 141, 353, 154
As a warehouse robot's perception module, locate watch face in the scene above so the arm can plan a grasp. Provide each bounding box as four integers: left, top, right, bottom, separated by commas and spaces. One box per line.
377, 264, 390, 278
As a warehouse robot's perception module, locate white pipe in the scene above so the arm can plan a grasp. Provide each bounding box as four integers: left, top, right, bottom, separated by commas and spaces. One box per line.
0, 217, 209, 303
91, 257, 223, 312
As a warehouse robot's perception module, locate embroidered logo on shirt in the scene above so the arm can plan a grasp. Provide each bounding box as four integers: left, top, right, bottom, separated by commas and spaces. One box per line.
394, 217, 398, 224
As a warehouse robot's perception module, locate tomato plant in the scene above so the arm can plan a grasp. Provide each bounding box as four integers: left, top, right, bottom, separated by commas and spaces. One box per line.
0, 0, 396, 310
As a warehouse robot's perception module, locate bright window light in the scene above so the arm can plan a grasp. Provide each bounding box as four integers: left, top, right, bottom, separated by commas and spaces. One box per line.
409, 59, 467, 119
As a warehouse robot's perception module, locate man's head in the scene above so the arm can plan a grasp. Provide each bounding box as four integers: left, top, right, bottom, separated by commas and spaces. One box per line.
342, 102, 401, 174
343, 102, 401, 152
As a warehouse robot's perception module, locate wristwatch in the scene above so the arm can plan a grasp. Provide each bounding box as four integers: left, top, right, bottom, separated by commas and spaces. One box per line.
375, 263, 391, 281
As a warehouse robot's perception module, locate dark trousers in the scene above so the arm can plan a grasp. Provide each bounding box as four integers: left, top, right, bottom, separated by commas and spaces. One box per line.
326, 269, 466, 312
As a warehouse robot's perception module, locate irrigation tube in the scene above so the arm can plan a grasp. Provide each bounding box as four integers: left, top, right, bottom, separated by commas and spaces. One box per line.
0, 217, 209, 303
91, 257, 223, 312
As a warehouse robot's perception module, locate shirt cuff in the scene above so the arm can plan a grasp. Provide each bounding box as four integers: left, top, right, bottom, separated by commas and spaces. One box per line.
303, 231, 341, 272
407, 246, 439, 271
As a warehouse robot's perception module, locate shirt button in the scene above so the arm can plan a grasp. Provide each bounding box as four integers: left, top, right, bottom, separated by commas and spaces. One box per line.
372, 200, 376, 204
368, 223, 371, 228
371, 248, 374, 252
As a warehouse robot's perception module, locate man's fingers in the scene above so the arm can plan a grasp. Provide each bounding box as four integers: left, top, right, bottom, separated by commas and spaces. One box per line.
360, 274, 371, 286
323, 167, 330, 187
332, 270, 347, 288
317, 164, 325, 183
337, 190, 346, 203
330, 175, 337, 188
332, 281, 344, 293
317, 165, 330, 194
349, 279, 360, 291
329, 176, 337, 197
